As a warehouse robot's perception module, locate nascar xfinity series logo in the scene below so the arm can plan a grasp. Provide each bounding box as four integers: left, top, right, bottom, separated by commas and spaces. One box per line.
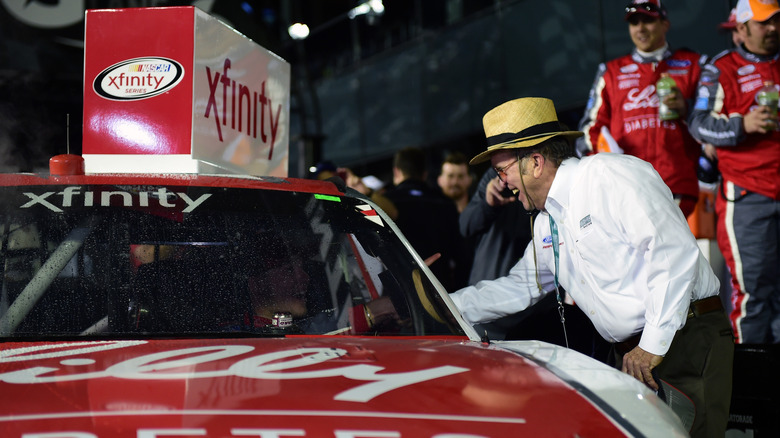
94, 57, 184, 100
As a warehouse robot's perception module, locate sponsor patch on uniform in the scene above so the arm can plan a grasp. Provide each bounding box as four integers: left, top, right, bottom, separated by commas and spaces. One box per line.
741, 79, 764, 94
580, 215, 592, 229
620, 64, 639, 73
738, 65, 756, 75
542, 235, 553, 244
666, 60, 691, 68
619, 79, 640, 89
666, 69, 688, 76
694, 96, 709, 110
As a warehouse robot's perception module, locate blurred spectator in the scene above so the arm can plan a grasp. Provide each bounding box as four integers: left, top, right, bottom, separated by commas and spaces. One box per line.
577, 0, 704, 217
339, 167, 398, 220
436, 151, 473, 213
311, 161, 338, 180
361, 175, 386, 194
689, 0, 780, 344
384, 147, 465, 291
719, 7, 742, 47
460, 169, 532, 285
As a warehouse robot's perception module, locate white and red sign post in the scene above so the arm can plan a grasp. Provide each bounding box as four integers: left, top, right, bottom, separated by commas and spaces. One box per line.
82, 7, 290, 176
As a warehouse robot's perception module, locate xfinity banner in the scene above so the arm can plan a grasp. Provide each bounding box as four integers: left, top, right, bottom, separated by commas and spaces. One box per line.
82, 6, 290, 177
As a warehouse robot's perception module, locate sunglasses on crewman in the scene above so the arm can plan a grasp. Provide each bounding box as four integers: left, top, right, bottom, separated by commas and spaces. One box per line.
625, 3, 661, 15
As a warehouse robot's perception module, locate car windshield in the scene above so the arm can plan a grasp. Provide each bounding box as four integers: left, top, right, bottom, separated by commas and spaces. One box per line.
0, 183, 463, 339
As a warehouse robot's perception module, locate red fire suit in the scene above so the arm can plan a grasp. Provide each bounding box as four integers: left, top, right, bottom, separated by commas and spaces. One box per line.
578, 47, 705, 216
689, 45, 780, 344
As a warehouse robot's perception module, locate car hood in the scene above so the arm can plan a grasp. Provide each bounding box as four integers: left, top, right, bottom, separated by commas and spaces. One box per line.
0, 337, 633, 437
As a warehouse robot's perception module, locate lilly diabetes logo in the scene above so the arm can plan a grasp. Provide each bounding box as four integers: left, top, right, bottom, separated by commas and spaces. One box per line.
93, 57, 184, 101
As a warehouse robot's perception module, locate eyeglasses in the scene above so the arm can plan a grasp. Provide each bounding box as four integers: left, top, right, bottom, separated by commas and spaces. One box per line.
494, 157, 519, 183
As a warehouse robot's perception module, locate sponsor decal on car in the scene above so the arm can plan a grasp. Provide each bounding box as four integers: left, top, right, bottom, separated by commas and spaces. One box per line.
18, 187, 212, 213
94, 57, 184, 101
0, 342, 468, 403
204, 58, 284, 153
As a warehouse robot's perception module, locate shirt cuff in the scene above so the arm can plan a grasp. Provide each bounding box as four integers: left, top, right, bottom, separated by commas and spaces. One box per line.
638, 322, 677, 356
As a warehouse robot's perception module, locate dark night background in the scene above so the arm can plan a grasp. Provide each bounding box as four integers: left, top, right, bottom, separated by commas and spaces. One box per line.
1, 0, 736, 180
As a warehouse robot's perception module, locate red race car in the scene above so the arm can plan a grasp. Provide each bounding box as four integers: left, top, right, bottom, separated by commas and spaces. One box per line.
0, 159, 687, 437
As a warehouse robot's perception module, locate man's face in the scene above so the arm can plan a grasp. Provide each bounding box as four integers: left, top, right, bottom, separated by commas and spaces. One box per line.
627, 15, 669, 52
491, 150, 535, 211
740, 15, 780, 55
251, 257, 310, 319
437, 162, 472, 201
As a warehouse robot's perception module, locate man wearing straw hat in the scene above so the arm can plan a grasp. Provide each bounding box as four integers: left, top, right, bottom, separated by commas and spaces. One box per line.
450, 97, 733, 437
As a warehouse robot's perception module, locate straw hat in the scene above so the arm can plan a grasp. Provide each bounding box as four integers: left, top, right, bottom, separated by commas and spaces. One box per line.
470, 97, 583, 165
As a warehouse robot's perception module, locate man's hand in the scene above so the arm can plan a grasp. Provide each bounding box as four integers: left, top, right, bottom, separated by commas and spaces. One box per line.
339, 167, 371, 195
702, 143, 718, 161
621, 346, 664, 391
744, 106, 776, 134
485, 177, 515, 207
662, 88, 688, 119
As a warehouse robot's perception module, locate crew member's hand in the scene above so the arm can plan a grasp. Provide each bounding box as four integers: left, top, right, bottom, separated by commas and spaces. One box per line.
662, 88, 688, 119
621, 346, 664, 391
702, 143, 717, 161
485, 177, 515, 207
340, 167, 372, 195
744, 106, 776, 134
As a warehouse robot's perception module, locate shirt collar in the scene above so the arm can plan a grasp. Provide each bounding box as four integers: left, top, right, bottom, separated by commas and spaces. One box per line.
544, 157, 580, 221
632, 42, 670, 63
736, 42, 780, 63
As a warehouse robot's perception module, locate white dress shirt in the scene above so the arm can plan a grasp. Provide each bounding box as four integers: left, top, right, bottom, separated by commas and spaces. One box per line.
451, 154, 720, 356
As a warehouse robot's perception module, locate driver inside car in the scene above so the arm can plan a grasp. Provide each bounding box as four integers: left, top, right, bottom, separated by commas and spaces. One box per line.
243, 233, 402, 334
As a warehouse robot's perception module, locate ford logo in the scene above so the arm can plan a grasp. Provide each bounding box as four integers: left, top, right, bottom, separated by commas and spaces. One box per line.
666, 60, 691, 68
93, 57, 185, 101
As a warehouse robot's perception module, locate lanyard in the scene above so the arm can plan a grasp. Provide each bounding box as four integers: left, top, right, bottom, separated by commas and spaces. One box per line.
548, 214, 560, 289
548, 213, 568, 348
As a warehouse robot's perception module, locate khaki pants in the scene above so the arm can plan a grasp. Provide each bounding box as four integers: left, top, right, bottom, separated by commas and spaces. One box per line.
614, 310, 734, 438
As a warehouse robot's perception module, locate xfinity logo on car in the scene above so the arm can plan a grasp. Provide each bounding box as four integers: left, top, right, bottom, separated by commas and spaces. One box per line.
94, 57, 184, 100
19, 187, 211, 213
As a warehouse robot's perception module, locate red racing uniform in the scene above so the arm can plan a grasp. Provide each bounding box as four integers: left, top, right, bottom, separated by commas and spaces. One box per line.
578, 47, 705, 216
689, 45, 780, 344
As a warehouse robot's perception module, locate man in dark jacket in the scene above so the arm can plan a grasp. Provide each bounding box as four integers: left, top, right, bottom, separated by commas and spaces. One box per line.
384, 147, 465, 291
